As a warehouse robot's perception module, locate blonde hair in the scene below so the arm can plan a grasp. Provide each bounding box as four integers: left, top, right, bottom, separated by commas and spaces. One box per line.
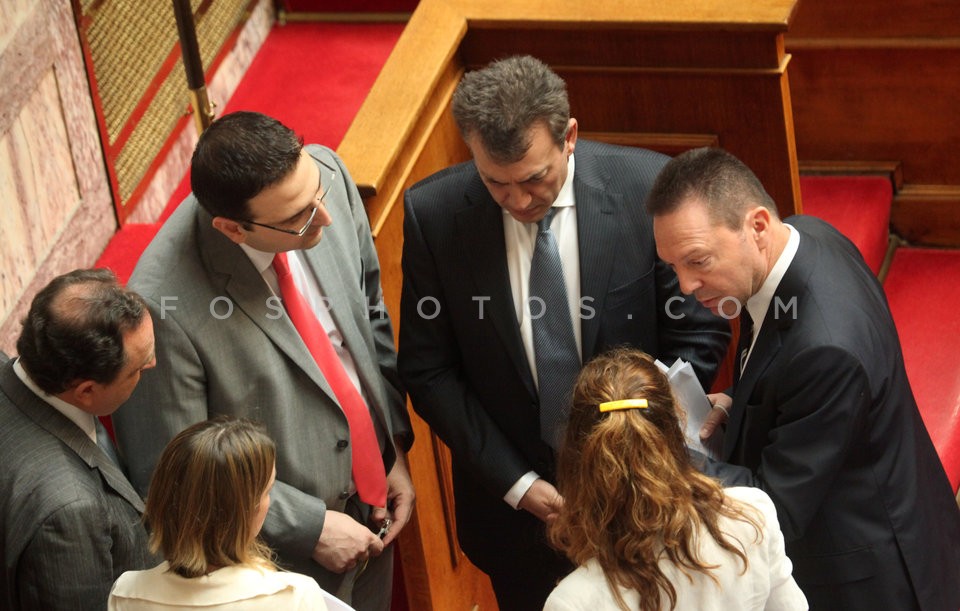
144, 416, 277, 578
548, 348, 761, 611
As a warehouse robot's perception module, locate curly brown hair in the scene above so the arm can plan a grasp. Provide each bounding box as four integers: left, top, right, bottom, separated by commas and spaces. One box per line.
548, 348, 761, 611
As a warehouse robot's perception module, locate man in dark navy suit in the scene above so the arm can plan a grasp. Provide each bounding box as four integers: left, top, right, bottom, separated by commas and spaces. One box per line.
650, 146, 960, 610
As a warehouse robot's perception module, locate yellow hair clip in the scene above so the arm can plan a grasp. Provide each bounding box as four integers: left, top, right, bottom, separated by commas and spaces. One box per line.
598, 399, 649, 412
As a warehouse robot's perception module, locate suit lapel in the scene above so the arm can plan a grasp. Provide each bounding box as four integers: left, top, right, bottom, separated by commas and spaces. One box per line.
457, 179, 537, 398
0, 365, 145, 511
574, 154, 620, 358
302, 232, 391, 426
724, 322, 782, 459
723, 227, 814, 460
196, 212, 334, 398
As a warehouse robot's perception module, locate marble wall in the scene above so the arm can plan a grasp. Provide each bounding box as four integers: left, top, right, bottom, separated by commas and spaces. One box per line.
0, 0, 117, 354
0, 0, 273, 354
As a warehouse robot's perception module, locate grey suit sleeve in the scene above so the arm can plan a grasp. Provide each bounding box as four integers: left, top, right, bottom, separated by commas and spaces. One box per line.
113, 298, 208, 497
19, 498, 121, 611
332, 150, 412, 453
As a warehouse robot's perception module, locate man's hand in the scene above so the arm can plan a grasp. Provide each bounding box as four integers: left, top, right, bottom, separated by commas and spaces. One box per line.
313, 510, 384, 573
371, 451, 416, 547
518, 478, 563, 523
701, 392, 733, 441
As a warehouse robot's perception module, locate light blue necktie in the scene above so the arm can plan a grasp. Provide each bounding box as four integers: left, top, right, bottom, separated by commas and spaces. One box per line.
95, 418, 122, 468
529, 207, 581, 450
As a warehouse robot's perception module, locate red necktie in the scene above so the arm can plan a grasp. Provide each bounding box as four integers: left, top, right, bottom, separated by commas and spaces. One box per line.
272, 252, 387, 507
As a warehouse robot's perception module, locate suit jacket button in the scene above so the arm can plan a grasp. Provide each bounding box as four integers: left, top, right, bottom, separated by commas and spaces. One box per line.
339, 490, 351, 500
336, 439, 349, 450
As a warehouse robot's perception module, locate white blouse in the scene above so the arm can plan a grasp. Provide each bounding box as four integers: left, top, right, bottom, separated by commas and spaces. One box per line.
544, 487, 808, 611
109, 561, 330, 610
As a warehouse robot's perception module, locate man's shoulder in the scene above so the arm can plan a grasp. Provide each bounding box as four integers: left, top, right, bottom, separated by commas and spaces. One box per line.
576, 139, 670, 188
304, 143, 340, 168
408, 160, 478, 197
0, 415, 101, 521
578, 139, 670, 164
129, 197, 213, 298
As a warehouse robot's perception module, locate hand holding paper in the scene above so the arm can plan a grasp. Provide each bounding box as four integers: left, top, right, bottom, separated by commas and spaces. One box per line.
655, 358, 723, 461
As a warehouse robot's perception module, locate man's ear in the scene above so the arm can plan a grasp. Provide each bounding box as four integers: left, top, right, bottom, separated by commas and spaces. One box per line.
564, 118, 578, 155
745, 206, 774, 246
211, 216, 247, 245
62, 379, 97, 412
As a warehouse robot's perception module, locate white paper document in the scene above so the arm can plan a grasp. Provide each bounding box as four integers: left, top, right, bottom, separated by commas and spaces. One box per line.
655, 358, 722, 461
322, 589, 357, 611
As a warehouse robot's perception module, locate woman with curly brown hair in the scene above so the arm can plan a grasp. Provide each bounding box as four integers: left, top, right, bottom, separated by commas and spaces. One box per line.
108, 416, 330, 610
545, 348, 806, 611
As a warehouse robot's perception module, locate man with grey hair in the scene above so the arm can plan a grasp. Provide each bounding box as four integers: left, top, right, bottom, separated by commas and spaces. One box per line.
0, 268, 155, 610
650, 146, 960, 610
399, 55, 729, 608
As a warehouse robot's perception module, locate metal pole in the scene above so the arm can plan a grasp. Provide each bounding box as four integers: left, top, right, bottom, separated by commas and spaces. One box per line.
172, 0, 215, 133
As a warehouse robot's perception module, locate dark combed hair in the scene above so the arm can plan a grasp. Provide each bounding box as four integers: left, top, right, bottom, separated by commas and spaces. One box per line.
645, 147, 778, 229
549, 348, 762, 611
16, 268, 147, 394
189, 111, 304, 220
144, 416, 277, 578
451, 55, 570, 164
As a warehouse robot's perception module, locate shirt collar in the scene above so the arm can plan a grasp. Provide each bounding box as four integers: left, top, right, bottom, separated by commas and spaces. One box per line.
239, 243, 278, 274
553, 152, 576, 209
745, 223, 800, 332
13, 358, 97, 443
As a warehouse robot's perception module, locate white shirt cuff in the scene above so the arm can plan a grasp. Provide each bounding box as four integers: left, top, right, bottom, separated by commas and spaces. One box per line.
503, 471, 541, 509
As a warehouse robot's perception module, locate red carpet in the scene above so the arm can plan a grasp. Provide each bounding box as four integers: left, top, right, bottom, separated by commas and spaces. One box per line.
884, 248, 960, 491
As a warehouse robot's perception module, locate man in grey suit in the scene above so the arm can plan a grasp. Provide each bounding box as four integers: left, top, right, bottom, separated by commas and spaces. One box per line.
0, 268, 155, 610
399, 55, 730, 609
112, 111, 413, 611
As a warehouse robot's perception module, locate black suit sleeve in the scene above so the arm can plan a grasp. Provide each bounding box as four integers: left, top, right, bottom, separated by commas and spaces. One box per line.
398, 194, 532, 497
697, 345, 873, 542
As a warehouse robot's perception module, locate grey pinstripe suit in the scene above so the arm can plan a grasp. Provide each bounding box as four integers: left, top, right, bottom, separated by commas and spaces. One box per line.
112, 145, 410, 607
0, 361, 152, 610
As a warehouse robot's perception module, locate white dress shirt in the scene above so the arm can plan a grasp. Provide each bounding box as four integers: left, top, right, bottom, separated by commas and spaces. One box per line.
742, 224, 800, 368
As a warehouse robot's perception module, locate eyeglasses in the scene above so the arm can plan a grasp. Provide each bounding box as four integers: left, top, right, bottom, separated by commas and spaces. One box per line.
239, 166, 335, 236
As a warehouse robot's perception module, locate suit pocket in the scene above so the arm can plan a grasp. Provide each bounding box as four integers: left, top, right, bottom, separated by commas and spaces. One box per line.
791, 545, 878, 585
604, 263, 656, 310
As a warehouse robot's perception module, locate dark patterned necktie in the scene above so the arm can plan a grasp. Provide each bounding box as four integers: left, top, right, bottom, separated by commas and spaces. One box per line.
529, 208, 581, 450
736, 312, 755, 380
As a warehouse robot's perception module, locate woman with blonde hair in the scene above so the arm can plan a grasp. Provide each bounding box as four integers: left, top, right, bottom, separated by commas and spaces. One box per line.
545, 348, 806, 611
109, 416, 329, 610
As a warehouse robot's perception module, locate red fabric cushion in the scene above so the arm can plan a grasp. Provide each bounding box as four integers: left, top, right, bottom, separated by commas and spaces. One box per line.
884, 247, 960, 492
